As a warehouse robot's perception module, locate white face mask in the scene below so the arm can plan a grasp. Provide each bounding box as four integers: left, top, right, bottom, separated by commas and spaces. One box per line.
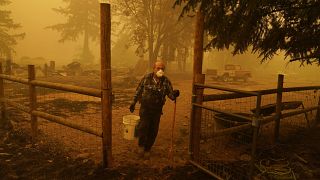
156, 69, 164, 77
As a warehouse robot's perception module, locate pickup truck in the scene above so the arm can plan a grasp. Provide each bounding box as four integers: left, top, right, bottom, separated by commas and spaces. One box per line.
206, 64, 252, 82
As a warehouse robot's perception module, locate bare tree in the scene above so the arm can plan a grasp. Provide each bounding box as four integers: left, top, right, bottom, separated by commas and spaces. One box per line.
115, 0, 194, 68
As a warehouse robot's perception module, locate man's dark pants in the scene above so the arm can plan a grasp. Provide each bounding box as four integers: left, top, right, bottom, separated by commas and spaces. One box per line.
137, 106, 162, 152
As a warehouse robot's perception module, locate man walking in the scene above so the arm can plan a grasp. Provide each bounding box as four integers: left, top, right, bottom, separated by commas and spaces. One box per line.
129, 61, 180, 158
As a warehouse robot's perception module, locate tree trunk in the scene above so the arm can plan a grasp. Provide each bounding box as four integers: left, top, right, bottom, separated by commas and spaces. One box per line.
147, 0, 156, 69
162, 43, 169, 66
82, 5, 92, 65
82, 28, 91, 64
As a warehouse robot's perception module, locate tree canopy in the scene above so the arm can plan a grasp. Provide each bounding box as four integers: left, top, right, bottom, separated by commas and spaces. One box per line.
115, 0, 194, 67
0, 0, 25, 57
175, 0, 320, 65
47, 0, 99, 64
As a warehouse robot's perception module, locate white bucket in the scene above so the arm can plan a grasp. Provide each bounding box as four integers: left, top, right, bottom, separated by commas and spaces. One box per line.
122, 115, 140, 140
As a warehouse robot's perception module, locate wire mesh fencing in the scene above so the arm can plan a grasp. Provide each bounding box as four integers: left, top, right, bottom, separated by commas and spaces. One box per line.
198, 107, 253, 180
254, 88, 320, 179
190, 85, 259, 180
3, 80, 30, 129
190, 82, 320, 179
0, 64, 106, 165
36, 87, 102, 162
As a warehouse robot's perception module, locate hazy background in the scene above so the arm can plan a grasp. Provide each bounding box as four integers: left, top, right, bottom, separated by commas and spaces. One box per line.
8, 0, 99, 67
7, 0, 320, 83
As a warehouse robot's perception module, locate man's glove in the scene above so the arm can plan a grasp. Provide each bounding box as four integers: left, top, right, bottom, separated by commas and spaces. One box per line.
129, 103, 135, 113
173, 90, 180, 98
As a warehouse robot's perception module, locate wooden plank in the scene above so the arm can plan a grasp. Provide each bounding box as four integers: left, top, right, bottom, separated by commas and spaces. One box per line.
212, 123, 252, 137
260, 115, 277, 125
32, 110, 102, 137
0, 74, 29, 84
190, 10, 204, 161
31, 80, 101, 97
250, 94, 262, 178
203, 86, 320, 102
100, 3, 112, 168
192, 11, 204, 81
5, 59, 12, 75
28, 65, 38, 138
192, 103, 253, 122
44, 63, 48, 77
194, 83, 259, 96
0, 97, 103, 137
284, 86, 320, 92
191, 74, 205, 161
316, 96, 320, 124
301, 104, 311, 128
274, 74, 284, 143
281, 106, 318, 118
0, 63, 8, 127
49, 61, 55, 72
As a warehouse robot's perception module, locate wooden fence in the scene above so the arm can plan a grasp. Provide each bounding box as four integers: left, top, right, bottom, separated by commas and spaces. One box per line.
0, 3, 112, 168
189, 74, 320, 179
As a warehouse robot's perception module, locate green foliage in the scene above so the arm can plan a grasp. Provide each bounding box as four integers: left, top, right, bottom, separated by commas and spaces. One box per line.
175, 0, 320, 65
0, 0, 25, 57
47, 0, 99, 63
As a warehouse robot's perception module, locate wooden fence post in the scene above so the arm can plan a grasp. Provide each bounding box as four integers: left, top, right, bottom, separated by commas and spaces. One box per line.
44, 63, 48, 77
28, 65, 38, 138
190, 8, 205, 161
49, 61, 55, 73
190, 74, 205, 161
249, 93, 262, 179
100, 2, 112, 167
192, 10, 204, 82
5, 59, 12, 75
0, 62, 8, 128
274, 74, 284, 143
316, 96, 320, 124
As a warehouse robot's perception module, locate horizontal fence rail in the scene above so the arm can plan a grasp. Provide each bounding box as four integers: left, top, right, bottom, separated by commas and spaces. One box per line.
194, 83, 259, 95
192, 103, 253, 122
0, 74, 101, 98
1, 96, 102, 137
31, 80, 101, 98
32, 110, 102, 137
203, 86, 320, 102
0, 74, 29, 84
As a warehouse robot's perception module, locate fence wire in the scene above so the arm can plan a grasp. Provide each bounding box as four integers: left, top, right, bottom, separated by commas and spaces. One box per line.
279, 90, 319, 137
254, 89, 320, 179
194, 86, 320, 179
36, 86, 102, 162
3, 80, 30, 129
195, 91, 258, 180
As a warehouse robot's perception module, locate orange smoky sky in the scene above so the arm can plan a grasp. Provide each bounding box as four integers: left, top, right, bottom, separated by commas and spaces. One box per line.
8, 0, 94, 65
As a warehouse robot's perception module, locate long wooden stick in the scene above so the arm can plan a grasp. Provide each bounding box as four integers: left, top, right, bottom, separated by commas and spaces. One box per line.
168, 99, 177, 162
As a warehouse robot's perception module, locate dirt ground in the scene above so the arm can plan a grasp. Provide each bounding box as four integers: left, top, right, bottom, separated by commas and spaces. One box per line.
0, 128, 214, 180
0, 73, 214, 180
0, 72, 319, 179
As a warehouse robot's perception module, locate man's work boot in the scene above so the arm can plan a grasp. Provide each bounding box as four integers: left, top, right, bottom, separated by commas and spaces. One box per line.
144, 151, 150, 160
137, 147, 145, 158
